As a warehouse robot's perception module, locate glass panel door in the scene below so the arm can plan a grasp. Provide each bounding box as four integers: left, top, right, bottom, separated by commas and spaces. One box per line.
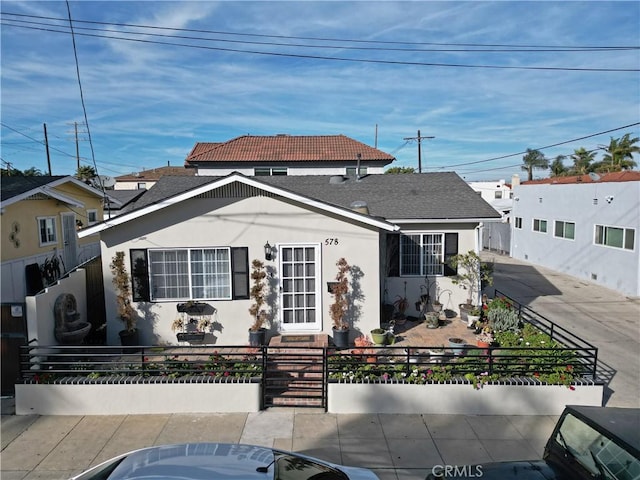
279, 244, 320, 331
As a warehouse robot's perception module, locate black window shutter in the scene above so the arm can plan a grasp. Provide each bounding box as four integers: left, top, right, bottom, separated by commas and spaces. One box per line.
386, 233, 400, 277
443, 233, 458, 277
130, 249, 150, 301
231, 247, 249, 299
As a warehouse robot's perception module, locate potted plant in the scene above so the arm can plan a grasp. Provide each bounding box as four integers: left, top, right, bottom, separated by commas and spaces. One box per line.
448, 250, 493, 323
448, 337, 466, 356
466, 306, 482, 328
353, 335, 376, 363
393, 294, 409, 324
248, 259, 268, 346
476, 329, 494, 348
370, 328, 387, 346
109, 251, 139, 350
330, 258, 351, 349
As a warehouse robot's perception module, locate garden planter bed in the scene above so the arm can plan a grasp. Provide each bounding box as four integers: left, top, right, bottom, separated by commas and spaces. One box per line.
327, 378, 603, 415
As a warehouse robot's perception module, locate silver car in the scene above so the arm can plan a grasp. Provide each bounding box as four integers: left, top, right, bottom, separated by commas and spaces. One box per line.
70, 443, 379, 480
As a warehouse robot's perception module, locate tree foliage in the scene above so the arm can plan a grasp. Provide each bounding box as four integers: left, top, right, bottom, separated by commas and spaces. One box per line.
521, 148, 549, 181
385, 166, 416, 174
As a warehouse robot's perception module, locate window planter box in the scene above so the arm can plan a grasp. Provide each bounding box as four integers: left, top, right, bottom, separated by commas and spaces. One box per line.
176, 302, 210, 315
176, 332, 205, 342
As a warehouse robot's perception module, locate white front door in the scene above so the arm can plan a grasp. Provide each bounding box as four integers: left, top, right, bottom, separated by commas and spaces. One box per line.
279, 244, 321, 331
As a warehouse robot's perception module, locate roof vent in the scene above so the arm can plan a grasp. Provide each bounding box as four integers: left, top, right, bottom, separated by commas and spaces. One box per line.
350, 200, 369, 215
329, 175, 346, 184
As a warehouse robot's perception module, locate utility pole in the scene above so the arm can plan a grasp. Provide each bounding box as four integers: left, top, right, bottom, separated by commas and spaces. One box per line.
67, 121, 87, 173
43, 123, 52, 175
403, 130, 434, 173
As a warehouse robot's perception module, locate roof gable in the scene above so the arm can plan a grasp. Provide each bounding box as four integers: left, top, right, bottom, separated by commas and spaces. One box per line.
78, 173, 400, 238
0, 175, 105, 208
185, 135, 395, 164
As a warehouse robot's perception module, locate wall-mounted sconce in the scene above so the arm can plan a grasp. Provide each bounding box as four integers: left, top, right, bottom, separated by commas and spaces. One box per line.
264, 241, 273, 261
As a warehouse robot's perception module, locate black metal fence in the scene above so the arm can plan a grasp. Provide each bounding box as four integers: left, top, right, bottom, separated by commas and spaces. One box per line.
19, 345, 263, 384
19, 291, 599, 390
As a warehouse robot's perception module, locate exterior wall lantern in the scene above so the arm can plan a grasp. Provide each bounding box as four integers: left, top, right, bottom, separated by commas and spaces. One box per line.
264, 241, 273, 261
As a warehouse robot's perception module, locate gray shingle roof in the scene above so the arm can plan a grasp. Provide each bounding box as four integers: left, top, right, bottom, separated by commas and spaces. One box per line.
1, 176, 67, 202
128, 172, 500, 221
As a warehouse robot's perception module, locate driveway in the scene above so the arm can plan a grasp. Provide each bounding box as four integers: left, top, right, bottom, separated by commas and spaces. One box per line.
482, 251, 640, 408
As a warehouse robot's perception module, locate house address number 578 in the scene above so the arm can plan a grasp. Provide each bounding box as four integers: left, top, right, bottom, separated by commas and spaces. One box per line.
325, 238, 339, 245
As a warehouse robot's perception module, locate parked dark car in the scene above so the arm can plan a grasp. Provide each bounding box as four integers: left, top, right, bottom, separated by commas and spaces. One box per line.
69, 442, 379, 480
428, 405, 640, 479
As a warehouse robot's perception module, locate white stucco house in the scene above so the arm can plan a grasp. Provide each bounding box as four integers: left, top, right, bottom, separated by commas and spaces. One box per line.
511, 171, 640, 297
79, 172, 501, 346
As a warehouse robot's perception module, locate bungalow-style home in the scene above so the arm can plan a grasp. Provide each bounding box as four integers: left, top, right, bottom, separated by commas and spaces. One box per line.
79, 171, 501, 347
1, 176, 105, 303
114, 165, 195, 190
184, 134, 395, 176
511, 171, 640, 297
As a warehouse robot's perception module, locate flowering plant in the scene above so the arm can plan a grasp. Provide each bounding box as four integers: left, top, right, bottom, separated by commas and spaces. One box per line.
476, 330, 494, 344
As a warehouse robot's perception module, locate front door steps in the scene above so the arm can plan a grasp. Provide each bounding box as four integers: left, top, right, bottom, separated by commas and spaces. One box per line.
263, 335, 329, 408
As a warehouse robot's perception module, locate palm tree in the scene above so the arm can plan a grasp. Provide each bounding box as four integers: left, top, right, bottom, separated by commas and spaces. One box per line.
23, 167, 45, 176
569, 147, 596, 175
76, 165, 97, 183
550, 155, 567, 177
599, 134, 639, 172
521, 148, 549, 181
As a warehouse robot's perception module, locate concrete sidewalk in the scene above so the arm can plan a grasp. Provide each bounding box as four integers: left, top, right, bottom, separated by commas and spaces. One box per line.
1, 405, 558, 480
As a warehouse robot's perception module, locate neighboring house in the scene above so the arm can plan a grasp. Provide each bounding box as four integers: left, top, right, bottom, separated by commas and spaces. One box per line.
114, 166, 195, 190
468, 176, 515, 219
511, 171, 640, 297
1, 176, 105, 303
79, 172, 501, 346
103, 189, 147, 219
471, 176, 518, 255
184, 134, 394, 176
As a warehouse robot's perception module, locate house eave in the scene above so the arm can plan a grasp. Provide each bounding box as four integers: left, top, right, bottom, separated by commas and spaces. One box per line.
389, 217, 503, 224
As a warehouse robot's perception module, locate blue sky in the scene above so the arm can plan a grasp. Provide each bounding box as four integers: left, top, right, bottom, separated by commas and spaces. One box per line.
1, 1, 638, 181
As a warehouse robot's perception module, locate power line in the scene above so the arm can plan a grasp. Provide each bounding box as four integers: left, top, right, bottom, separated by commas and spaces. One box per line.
2, 11, 638, 50
429, 122, 640, 169
2, 20, 637, 72
3, 15, 638, 54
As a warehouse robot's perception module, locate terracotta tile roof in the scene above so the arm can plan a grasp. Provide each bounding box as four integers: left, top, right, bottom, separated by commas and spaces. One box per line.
523, 170, 640, 185
115, 166, 195, 182
185, 135, 394, 163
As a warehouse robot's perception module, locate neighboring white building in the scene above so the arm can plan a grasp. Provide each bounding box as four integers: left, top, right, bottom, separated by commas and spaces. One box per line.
468, 176, 516, 220
511, 171, 640, 297
114, 166, 195, 190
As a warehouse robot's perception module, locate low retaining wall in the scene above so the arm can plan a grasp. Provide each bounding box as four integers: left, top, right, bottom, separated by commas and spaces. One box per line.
15, 382, 261, 415
328, 382, 604, 415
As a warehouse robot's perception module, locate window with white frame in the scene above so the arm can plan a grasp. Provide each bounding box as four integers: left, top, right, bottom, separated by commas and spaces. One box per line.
494, 191, 503, 199
595, 225, 635, 250
533, 218, 547, 233
515, 217, 523, 229
37, 217, 57, 246
148, 247, 231, 300
400, 233, 444, 276
87, 209, 98, 225
255, 167, 288, 176
554, 220, 575, 240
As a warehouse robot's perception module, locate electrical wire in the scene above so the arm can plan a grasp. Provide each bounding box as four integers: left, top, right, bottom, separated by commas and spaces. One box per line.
2, 20, 637, 72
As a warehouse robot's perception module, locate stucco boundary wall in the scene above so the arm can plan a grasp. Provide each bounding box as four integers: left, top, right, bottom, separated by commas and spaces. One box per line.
327, 383, 604, 416
15, 382, 261, 415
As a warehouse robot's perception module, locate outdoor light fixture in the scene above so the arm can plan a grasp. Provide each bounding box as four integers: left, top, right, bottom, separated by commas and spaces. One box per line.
264, 241, 272, 261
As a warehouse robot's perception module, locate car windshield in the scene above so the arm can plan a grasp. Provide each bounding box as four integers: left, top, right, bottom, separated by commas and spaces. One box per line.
556, 413, 640, 480
274, 452, 348, 480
